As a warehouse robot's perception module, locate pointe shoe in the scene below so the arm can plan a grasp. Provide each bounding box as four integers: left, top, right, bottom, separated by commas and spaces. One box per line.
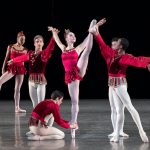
27, 135, 40, 141
88, 25, 98, 35
89, 19, 97, 31
110, 136, 119, 143
71, 129, 76, 139
15, 108, 26, 113
139, 131, 149, 143
108, 132, 129, 137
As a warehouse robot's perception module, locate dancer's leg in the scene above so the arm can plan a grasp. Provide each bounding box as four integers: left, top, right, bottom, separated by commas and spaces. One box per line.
14, 75, 26, 113
28, 82, 38, 108
110, 87, 125, 142
77, 20, 96, 77
37, 84, 46, 104
0, 71, 14, 90
109, 86, 128, 137
28, 126, 65, 140
108, 86, 117, 137
116, 85, 149, 142
68, 80, 80, 138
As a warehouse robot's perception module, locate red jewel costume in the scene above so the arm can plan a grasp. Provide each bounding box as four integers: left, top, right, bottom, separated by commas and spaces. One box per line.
95, 34, 150, 87
12, 37, 55, 84
29, 99, 70, 129
61, 50, 82, 84
7, 45, 28, 75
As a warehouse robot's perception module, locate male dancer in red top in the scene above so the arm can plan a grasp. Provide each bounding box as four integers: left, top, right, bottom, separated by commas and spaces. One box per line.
89, 18, 149, 142
0, 31, 28, 113
27, 90, 77, 140
8, 30, 56, 108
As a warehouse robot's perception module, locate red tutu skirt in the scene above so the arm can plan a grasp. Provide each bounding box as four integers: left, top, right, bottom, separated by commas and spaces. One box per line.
65, 66, 82, 84
7, 64, 27, 75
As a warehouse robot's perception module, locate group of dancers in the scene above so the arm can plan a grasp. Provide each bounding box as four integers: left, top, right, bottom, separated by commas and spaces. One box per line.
0, 18, 149, 142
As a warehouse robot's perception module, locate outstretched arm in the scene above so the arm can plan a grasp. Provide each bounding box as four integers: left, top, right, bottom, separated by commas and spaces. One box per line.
2, 45, 11, 74
48, 26, 66, 51
7, 53, 29, 65
119, 54, 150, 69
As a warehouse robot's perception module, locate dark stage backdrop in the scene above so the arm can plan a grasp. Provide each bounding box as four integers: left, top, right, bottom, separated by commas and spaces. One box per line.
0, 0, 150, 100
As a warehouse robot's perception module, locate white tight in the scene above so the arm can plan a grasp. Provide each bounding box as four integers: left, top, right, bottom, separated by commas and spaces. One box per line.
0, 71, 24, 110
28, 81, 46, 108
68, 33, 93, 124
109, 85, 146, 137
109, 86, 125, 134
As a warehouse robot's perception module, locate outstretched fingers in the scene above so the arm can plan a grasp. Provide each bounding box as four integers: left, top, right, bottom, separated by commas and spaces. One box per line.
96, 18, 106, 27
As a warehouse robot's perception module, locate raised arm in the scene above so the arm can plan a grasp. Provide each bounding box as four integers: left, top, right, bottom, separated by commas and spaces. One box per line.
2, 45, 11, 74
41, 31, 56, 62
48, 26, 66, 52
89, 18, 115, 59
119, 54, 150, 69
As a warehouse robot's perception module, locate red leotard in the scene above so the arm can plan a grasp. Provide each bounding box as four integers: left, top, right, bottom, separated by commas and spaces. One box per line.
7, 45, 27, 75
61, 50, 82, 84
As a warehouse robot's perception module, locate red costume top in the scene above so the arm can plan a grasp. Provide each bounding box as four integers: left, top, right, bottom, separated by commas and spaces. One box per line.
7, 45, 28, 75
30, 99, 70, 129
61, 50, 82, 84
12, 37, 55, 84
95, 34, 150, 86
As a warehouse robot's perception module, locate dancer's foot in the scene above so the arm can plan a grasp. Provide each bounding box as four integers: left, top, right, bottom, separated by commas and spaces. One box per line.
89, 19, 97, 31
119, 132, 129, 137
88, 24, 98, 35
27, 135, 40, 141
110, 135, 119, 143
108, 132, 129, 137
26, 131, 35, 137
139, 131, 149, 143
15, 108, 26, 113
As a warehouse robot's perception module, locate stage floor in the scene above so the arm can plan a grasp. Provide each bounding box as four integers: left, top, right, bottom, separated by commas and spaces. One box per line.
0, 99, 149, 150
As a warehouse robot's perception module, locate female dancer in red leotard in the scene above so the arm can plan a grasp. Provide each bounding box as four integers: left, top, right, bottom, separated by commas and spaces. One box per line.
0, 31, 27, 113
48, 19, 96, 138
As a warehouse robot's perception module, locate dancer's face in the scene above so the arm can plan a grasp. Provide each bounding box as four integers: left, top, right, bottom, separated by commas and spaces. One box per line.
65, 32, 76, 44
56, 97, 63, 105
111, 41, 119, 50
34, 38, 44, 51
17, 35, 25, 45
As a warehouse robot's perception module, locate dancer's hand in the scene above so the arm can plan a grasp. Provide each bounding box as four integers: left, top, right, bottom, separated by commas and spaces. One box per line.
48, 26, 60, 34
7, 59, 13, 65
147, 64, 150, 72
96, 18, 106, 27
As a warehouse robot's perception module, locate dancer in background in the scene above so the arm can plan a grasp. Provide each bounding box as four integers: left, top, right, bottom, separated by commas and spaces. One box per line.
89, 18, 149, 142
8, 29, 56, 108
48, 19, 96, 138
27, 90, 77, 140
0, 31, 27, 113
